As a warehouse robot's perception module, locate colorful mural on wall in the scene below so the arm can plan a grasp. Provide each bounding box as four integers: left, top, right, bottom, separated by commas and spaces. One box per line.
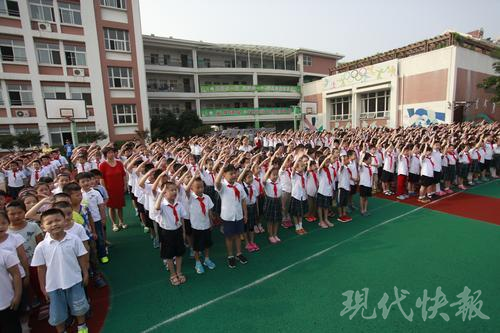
405, 108, 446, 127
323, 60, 398, 90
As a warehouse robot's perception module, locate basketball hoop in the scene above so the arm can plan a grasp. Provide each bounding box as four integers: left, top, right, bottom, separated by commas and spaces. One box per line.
63, 116, 73, 122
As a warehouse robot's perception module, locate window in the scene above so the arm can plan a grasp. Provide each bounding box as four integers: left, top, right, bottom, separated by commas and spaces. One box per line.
0, 0, 20, 17
42, 86, 66, 99
163, 54, 170, 65
303, 55, 312, 66
64, 45, 86, 66
360, 90, 390, 119
100, 0, 126, 9
104, 28, 130, 51
15, 126, 40, 134
70, 87, 92, 105
203, 58, 210, 68
36, 42, 61, 64
149, 53, 158, 64
330, 96, 351, 121
8, 84, 33, 106
112, 104, 137, 124
224, 60, 231, 68
29, 0, 54, 21
108, 67, 133, 88
0, 88, 3, 105
58, 2, 81, 25
0, 39, 26, 62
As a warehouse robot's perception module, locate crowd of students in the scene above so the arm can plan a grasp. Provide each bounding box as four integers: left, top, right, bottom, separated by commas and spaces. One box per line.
0, 120, 498, 333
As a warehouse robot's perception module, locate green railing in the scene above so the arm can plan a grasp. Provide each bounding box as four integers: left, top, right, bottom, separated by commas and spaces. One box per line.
199, 84, 300, 93
200, 107, 297, 117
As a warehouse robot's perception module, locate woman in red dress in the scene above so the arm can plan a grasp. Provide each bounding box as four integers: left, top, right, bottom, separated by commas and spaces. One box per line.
99, 147, 127, 232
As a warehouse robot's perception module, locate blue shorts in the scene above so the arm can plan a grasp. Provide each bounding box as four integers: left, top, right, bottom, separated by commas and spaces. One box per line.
48, 282, 89, 326
222, 219, 244, 237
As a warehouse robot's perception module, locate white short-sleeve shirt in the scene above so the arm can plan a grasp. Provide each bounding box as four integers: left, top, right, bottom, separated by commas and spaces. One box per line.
82, 189, 104, 221
216, 180, 247, 222
0, 249, 20, 311
0, 233, 25, 278
188, 193, 214, 230
31, 233, 87, 292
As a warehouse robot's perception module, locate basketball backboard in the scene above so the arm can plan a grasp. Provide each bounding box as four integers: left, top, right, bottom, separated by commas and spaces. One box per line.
45, 99, 87, 119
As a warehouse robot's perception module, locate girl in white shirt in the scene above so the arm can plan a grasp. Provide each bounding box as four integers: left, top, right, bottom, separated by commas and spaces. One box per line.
305, 160, 319, 223
381, 146, 395, 195
316, 155, 335, 228
262, 167, 282, 243
419, 146, 434, 203
358, 153, 374, 216
396, 146, 410, 200
408, 145, 421, 196
289, 157, 308, 235
279, 156, 293, 228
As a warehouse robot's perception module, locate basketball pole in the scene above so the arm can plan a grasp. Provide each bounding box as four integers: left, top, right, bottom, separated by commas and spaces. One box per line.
66, 117, 78, 146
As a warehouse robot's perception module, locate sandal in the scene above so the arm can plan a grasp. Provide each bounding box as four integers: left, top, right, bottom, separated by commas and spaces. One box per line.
169, 274, 180, 286
120, 224, 128, 229
318, 222, 329, 229
177, 273, 187, 284
112, 225, 119, 232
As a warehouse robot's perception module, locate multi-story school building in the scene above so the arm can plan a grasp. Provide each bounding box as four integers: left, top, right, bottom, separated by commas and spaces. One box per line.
0, 0, 149, 145
302, 30, 499, 131
142, 35, 342, 130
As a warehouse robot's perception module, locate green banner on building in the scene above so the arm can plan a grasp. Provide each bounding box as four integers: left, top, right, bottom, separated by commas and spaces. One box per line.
200, 107, 294, 117
199, 84, 300, 93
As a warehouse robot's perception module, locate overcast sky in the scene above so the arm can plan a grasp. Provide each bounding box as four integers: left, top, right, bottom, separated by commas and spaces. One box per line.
139, 0, 500, 61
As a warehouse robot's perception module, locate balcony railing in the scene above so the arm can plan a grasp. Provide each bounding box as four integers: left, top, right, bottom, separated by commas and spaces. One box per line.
200, 84, 300, 93
144, 56, 193, 68
200, 107, 295, 117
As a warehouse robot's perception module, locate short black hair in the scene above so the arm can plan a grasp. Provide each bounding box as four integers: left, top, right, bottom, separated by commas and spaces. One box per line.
39, 176, 54, 184
75, 172, 92, 182
6, 200, 26, 212
63, 182, 81, 194
223, 164, 236, 173
54, 192, 71, 201
52, 201, 72, 210
40, 208, 65, 223
90, 169, 102, 177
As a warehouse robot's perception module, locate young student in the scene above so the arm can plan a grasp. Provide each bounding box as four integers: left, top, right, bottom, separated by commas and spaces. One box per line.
154, 182, 187, 285
75, 172, 108, 264
316, 155, 335, 228
185, 175, 216, 274
4, 161, 26, 199
52, 201, 89, 250
138, 167, 161, 249
337, 153, 352, 222
396, 145, 410, 200
381, 146, 395, 195
251, 162, 266, 234
28, 160, 43, 187
239, 169, 259, 252
31, 208, 90, 333
263, 166, 283, 243
346, 150, 359, 210
0, 246, 23, 333
431, 141, 446, 196
359, 153, 373, 216
52, 172, 71, 195
288, 155, 308, 235
279, 155, 293, 228
305, 160, 319, 223
215, 164, 248, 268
443, 143, 457, 194
457, 143, 471, 190
419, 145, 435, 203
408, 145, 421, 196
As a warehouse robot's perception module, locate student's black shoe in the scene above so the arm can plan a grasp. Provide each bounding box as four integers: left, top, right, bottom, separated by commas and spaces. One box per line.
227, 256, 236, 268
236, 254, 248, 264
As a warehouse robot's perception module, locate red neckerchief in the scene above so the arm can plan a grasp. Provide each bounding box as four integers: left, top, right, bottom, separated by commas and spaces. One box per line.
299, 173, 305, 188
196, 196, 206, 216
254, 177, 264, 195
35, 169, 40, 180
465, 152, 471, 163
311, 171, 318, 188
168, 203, 180, 225
389, 154, 393, 170
227, 184, 240, 201
323, 167, 332, 184
405, 156, 409, 170
247, 184, 254, 201
427, 157, 435, 168
365, 163, 372, 179
209, 171, 215, 184
271, 181, 278, 197
373, 155, 378, 165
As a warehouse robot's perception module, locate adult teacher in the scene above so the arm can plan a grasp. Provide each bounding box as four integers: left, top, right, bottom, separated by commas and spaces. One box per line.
99, 146, 127, 232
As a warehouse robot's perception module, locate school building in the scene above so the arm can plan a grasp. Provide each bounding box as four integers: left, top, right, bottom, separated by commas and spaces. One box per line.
143, 35, 342, 130
0, 0, 149, 145
301, 30, 499, 131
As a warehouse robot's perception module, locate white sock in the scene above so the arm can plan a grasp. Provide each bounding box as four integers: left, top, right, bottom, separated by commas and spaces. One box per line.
295, 223, 300, 230
436, 183, 441, 192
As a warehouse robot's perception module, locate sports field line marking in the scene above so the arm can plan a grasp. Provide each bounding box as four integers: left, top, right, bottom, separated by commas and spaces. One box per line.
140, 189, 469, 333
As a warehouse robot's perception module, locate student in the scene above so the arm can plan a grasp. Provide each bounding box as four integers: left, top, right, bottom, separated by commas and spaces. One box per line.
316, 155, 335, 228
288, 155, 308, 235
31, 208, 90, 333
396, 145, 410, 200
279, 155, 293, 228
408, 145, 421, 196
138, 167, 161, 249
185, 176, 216, 274
0, 247, 23, 333
239, 169, 259, 252
457, 143, 471, 190
52, 172, 71, 195
381, 146, 395, 195
4, 161, 26, 199
431, 141, 446, 196
52, 201, 89, 249
76, 172, 108, 264
443, 143, 457, 194
419, 145, 435, 203
263, 166, 283, 243
305, 160, 319, 222
346, 150, 359, 210
359, 153, 373, 216
337, 153, 352, 222
154, 182, 187, 285
215, 164, 248, 268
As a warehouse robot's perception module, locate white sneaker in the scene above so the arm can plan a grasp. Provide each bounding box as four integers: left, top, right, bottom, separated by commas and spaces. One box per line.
397, 195, 406, 200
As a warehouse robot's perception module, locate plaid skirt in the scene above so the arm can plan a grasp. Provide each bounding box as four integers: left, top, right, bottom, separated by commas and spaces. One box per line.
444, 165, 456, 181
289, 197, 308, 217
316, 193, 332, 208
264, 196, 282, 224
204, 185, 221, 215
246, 203, 257, 231
458, 163, 469, 179
471, 160, 480, 173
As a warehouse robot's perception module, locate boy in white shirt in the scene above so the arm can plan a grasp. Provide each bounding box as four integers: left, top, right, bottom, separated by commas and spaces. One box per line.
419, 145, 435, 203
316, 155, 335, 228
396, 145, 411, 200
215, 164, 248, 269
4, 161, 26, 199
31, 208, 89, 333
337, 153, 352, 223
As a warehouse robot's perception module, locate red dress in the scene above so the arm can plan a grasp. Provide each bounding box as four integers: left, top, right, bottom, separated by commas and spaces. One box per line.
99, 160, 126, 208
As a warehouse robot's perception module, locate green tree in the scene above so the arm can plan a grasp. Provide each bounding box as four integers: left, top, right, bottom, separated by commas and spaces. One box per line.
78, 130, 108, 143
15, 131, 43, 149
0, 134, 16, 150
478, 49, 500, 103
177, 110, 203, 136
151, 111, 179, 140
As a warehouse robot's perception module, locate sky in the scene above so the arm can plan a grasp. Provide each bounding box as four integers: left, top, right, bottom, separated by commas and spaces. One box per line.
139, 0, 500, 61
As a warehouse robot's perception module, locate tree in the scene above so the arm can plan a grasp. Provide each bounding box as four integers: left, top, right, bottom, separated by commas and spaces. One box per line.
78, 130, 108, 143
0, 134, 16, 150
150, 110, 211, 140
478, 48, 500, 103
177, 110, 203, 136
14, 131, 43, 149
151, 111, 179, 140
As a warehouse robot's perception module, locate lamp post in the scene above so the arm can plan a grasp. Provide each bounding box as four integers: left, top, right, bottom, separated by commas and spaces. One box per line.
291, 105, 301, 131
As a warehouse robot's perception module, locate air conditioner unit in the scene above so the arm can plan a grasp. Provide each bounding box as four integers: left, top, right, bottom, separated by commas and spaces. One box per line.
367, 113, 376, 119
72, 68, 85, 77
37, 21, 52, 32
16, 110, 30, 117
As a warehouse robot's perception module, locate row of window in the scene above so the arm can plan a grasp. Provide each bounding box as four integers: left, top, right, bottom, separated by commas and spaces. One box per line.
0, 84, 92, 106
330, 90, 391, 120
29, 0, 81, 25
